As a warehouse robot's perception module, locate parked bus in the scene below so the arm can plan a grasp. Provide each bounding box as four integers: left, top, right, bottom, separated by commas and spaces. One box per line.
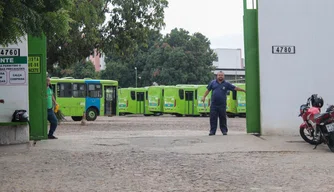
163, 86, 200, 117
197, 85, 211, 117
118, 88, 134, 115
118, 87, 153, 116
148, 86, 165, 116
50, 77, 118, 121
226, 89, 237, 117
235, 83, 246, 117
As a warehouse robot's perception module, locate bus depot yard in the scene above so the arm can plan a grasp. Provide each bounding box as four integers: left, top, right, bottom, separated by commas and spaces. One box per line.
1, 115, 334, 192
49, 77, 246, 121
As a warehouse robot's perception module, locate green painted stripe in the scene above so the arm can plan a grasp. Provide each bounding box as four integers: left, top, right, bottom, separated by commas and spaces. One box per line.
0, 57, 27, 64
0, 122, 28, 126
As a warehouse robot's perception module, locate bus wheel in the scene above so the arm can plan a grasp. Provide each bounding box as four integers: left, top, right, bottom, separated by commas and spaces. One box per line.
71, 116, 83, 121
227, 114, 235, 118
86, 108, 98, 121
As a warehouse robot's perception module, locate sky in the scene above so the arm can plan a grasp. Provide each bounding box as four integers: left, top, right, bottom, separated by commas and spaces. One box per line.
160, 0, 245, 50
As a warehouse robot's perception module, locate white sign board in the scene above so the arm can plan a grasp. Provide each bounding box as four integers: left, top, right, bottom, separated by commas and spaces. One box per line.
0, 36, 29, 122
258, 0, 334, 135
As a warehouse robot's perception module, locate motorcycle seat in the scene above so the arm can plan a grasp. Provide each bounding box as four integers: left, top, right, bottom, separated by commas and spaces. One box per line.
314, 113, 330, 120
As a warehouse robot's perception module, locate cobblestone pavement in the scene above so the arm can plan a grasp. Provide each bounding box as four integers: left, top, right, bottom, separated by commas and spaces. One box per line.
1, 115, 334, 192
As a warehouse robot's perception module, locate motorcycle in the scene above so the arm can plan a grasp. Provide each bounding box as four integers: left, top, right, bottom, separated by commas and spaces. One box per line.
299, 95, 334, 152
299, 95, 322, 145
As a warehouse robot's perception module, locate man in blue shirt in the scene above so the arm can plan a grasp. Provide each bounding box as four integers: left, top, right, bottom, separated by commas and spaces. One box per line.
201, 71, 246, 136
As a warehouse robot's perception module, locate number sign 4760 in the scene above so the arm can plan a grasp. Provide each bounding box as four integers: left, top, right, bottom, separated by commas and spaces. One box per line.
0, 48, 20, 56
272, 46, 295, 54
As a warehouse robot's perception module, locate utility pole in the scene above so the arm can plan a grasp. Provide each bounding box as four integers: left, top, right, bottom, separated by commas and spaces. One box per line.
134, 67, 137, 87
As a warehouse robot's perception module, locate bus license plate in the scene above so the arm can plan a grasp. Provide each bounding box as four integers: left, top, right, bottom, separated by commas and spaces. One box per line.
326, 123, 334, 132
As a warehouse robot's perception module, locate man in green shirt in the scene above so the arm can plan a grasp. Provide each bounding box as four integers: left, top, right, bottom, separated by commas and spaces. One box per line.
47, 77, 58, 139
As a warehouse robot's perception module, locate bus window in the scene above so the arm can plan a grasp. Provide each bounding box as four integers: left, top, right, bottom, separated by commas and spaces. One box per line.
232, 90, 237, 100
50, 84, 56, 98
146, 91, 148, 100
162, 89, 164, 97
130, 91, 135, 100
179, 89, 184, 100
58, 83, 72, 97
105, 88, 114, 101
88, 84, 102, 98
73, 83, 86, 98
137, 92, 144, 101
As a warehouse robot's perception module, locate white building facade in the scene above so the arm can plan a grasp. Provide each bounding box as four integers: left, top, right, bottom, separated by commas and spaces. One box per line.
212, 48, 245, 82
252, 0, 334, 135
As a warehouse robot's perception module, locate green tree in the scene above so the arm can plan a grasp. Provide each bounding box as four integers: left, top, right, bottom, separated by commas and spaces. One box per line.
102, 28, 217, 87
102, 0, 168, 57
47, 0, 106, 72
141, 28, 217, 86
47, 0, 168, 74
52, 60, 98, 79
0, 0, 72, 45
100, 60, 136, 87
71, 61, 98, 79
101, 29, 163, 87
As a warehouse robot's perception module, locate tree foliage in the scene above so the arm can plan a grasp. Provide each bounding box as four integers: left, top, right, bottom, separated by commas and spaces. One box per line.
141, 28, 217, 85
0, 0, 169, 77
47, 0, 106, 72
47, 0, 168, 74
0, 0, 73, 45
101, 0, 168, 57
52, 60, 98, 79
102, 28, 217, 87
100, 29, 163, 87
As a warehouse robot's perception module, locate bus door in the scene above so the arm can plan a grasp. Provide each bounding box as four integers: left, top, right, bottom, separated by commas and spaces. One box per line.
231, 90, 237, 113
136, 92, 145, 114
56, 82, 72, 115
86, 83, 102, 120
145, 90, 149, 114
185, 91, 195, 115
104, 86, 117, 116
226, 90, 237, 115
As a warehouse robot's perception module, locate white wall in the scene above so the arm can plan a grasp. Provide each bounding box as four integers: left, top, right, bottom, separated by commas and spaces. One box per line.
258, 0, 334, 135
213, 48, 243, 69
0, 36, 29, 144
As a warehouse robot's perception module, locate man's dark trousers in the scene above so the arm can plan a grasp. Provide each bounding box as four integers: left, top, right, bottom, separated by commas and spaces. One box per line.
209, 105, 227, 134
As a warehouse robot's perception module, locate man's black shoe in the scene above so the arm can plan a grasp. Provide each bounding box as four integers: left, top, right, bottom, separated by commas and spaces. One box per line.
48, 135, 58, 139
223, 132, 227, 135
209, 133, 215, 136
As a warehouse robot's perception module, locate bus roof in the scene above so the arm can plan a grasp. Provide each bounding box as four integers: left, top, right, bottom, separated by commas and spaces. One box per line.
50, 78, 118, 85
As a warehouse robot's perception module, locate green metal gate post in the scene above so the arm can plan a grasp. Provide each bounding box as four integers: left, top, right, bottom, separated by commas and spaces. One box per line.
28, 35, 48, 140
243, 0, 261, 134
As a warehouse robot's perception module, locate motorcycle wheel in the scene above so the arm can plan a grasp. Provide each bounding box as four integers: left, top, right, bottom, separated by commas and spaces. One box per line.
300, 127, 322, 145
326, 133, 334, 152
